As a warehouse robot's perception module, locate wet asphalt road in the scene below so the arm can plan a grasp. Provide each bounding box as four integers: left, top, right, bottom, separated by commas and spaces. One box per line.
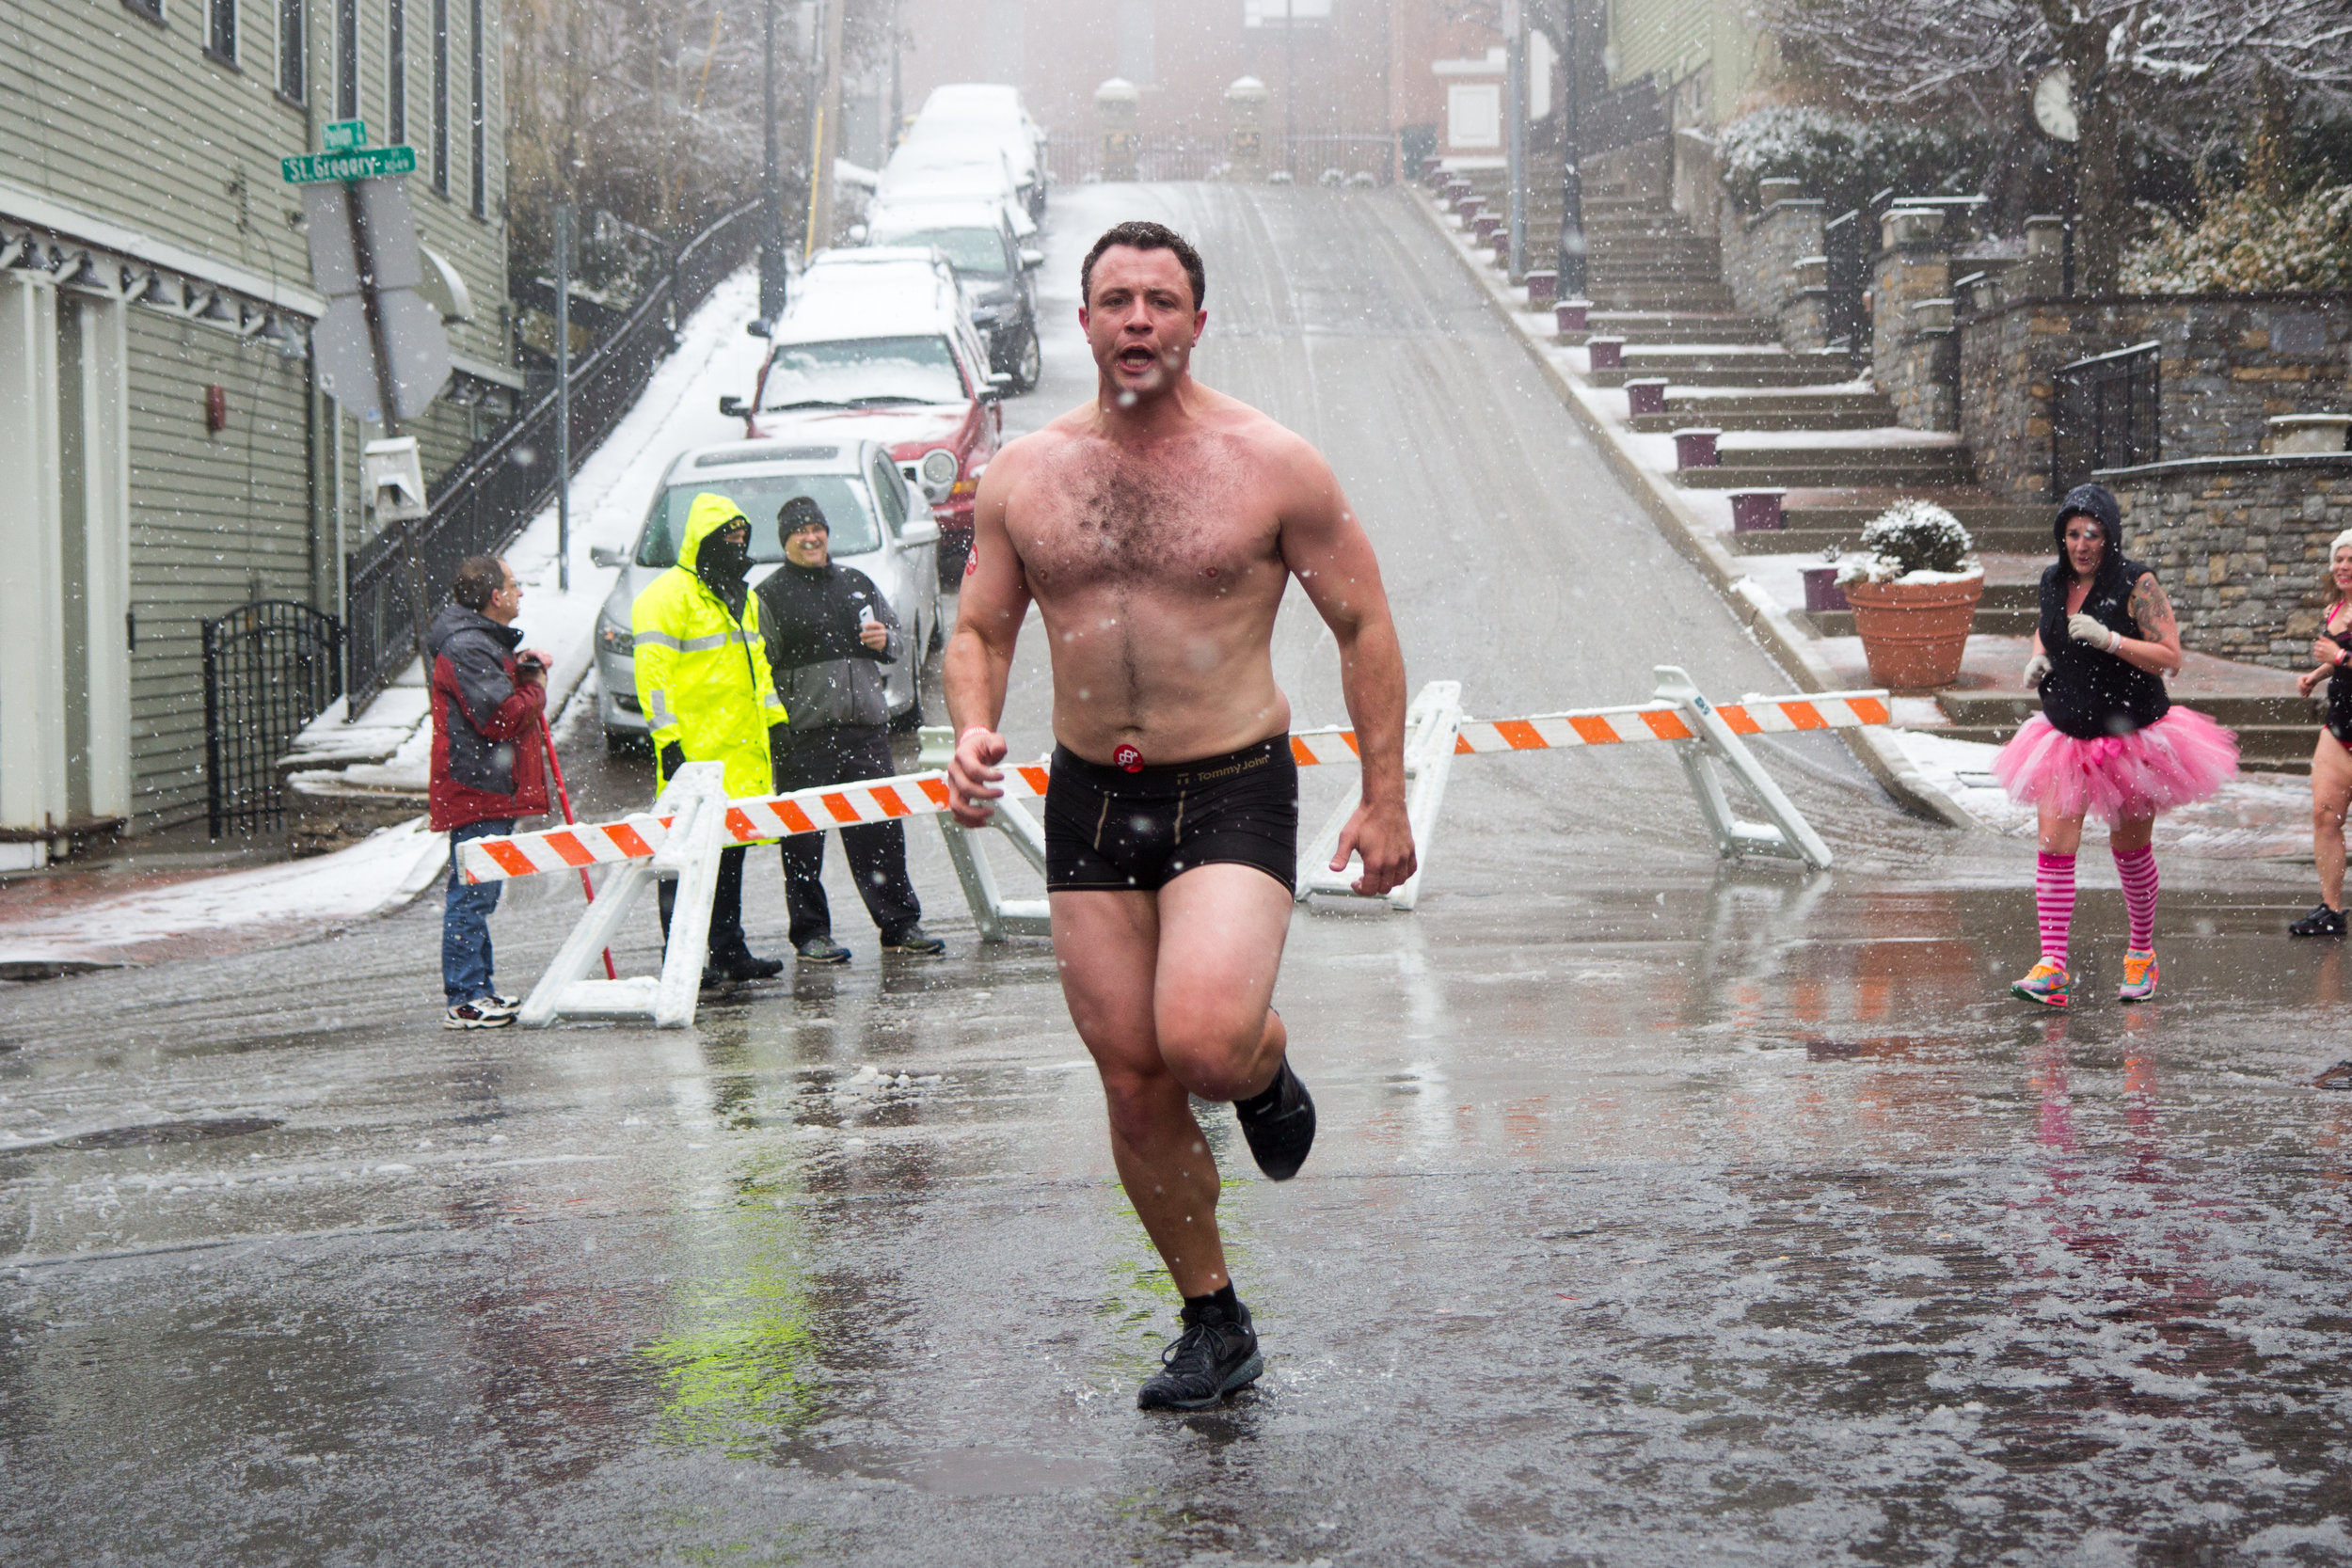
8, 185, 2352, 1565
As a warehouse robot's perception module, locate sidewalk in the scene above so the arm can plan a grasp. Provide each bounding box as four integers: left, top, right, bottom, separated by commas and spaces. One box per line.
1409, 181, 2316, 858
0, 265, 767, 978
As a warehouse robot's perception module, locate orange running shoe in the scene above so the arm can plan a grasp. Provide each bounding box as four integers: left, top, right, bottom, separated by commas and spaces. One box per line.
2119, 948, 2158, 1003
2010, 960, 2072, 1008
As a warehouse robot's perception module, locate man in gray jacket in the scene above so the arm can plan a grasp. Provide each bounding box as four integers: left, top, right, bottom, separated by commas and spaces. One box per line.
755, 497, 944, 962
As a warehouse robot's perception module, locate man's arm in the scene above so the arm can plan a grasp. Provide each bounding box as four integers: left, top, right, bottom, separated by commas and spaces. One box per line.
942, 451, 1034, 824
1277, 438, 1417, 896
446, 636, 542, 742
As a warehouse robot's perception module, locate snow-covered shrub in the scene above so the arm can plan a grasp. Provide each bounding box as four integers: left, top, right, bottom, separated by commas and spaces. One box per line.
2122, 183, 2352, 293
1836, 499, 1977, 585
1717, 106, 1993, 216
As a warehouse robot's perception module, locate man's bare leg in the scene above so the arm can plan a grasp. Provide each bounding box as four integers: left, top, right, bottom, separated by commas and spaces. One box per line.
1054, 867, 1296, 1408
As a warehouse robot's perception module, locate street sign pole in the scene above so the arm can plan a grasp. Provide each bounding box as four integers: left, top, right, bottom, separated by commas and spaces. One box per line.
555, 202, 573, 593
1504, 0, 1528, 279
1558, 0, 1588, 300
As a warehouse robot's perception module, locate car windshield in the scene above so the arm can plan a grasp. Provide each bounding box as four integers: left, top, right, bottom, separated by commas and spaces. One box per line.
760, 336, 965, 410
870, 226, 1004, 276
636, 475, 882, 566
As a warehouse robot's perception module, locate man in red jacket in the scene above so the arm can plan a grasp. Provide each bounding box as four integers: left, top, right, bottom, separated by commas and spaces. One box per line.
429, 555, 551, 1027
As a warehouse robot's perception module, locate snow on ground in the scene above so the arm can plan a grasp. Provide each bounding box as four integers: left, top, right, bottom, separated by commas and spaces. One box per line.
0, 266, 767, 972
0, 816, 451, 970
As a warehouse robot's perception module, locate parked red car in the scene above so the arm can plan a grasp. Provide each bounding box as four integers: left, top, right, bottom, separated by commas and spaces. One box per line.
721, 248, 1005, 576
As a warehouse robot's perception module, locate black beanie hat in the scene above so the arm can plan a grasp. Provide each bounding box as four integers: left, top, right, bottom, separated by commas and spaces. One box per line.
2054, 483, 2122, 550
778, 495, 828, 536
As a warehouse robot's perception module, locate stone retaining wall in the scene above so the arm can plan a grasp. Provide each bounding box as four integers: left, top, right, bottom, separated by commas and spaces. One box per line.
2108, 453, 2352, 667
1875, 210, 1958, 432
1722, 198, 1828, 348
1961, 293, 2352, 505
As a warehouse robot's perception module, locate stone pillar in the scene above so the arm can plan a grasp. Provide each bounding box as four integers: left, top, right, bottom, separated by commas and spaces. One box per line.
1873, 207, 1959, 431
1225, 76, 1267, 183
1096, 78, 1139, 182
2014, 216, 2065, 300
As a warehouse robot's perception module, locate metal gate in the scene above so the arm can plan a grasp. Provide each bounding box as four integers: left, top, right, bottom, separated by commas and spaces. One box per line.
2052, 341, 2161, 499
202, 600, 344, 837
1823, 209, 1866, 363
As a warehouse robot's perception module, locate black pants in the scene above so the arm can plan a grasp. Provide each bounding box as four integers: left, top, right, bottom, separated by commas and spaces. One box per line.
657, 844, 752, 962
772, 725, 921, 946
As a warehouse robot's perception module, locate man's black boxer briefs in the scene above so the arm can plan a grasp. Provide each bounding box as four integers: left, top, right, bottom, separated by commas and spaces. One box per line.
1042, 736, 1298, 894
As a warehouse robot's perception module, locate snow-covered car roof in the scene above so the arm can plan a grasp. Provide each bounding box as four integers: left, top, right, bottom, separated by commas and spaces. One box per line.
772, 252, 969, 346
668, 437, 871, 477
866, 199, 1013, 236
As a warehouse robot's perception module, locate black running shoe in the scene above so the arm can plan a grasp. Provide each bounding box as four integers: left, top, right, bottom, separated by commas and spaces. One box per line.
2315, 1059, 2352, 1091
2291, 904, 2347, 938
1136, 1300, 1263, 1411
1234, 1057, 1316, 1181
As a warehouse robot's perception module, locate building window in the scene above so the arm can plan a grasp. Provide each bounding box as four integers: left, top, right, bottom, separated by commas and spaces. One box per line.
278, 0, 305, 100
387, 0, 406, 143
336, 0, 358, 119
121, 0, 164, 24
432, 0, 450, 195
469, 0, 485, 217
207, 0, 237, 62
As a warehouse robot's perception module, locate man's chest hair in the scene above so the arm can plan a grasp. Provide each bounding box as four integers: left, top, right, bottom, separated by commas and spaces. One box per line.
1017, 440, 1279, 590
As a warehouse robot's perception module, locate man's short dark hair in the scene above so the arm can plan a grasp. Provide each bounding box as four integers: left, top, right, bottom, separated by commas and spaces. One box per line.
452, 556, 506, 611
1081, 221, 1206, 310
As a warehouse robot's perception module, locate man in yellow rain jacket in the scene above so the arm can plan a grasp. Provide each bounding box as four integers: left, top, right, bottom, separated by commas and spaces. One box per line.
633, 491, 791, 982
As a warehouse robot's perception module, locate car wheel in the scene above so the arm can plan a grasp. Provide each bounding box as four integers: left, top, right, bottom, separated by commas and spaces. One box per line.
926, 611, 945, 657
603, 725, 641, 756
1009, 326, 1041, 393
939, 541, 970, 588
889, 685, 926, 733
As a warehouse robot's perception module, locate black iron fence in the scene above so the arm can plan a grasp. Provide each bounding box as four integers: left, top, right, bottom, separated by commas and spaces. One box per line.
2053, 341, 2162, 498
203, 600, 343, 837
343, 198, 764, 714
1043, 130, 1394, 185
1823, 208, 1867, 360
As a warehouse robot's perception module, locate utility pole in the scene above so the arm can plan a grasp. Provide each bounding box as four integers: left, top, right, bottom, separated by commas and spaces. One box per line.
1504, 0, 1527, 278
888, 0, 902, 153
1556, 0, 1587, 301
759, 0, 788, 323
809, 0, 846, 254
555, 200, 572, 592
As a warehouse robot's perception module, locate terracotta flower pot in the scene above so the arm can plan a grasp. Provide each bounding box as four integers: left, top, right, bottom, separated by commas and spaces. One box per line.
1844, 574, 1983, 689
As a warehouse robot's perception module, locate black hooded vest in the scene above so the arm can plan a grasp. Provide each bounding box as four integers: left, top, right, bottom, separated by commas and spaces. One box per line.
2038, 558, 2169, 739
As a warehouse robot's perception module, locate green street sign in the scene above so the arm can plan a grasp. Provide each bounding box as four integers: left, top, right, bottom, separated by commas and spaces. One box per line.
322, 119, 368, 152
281, 146, 416, 184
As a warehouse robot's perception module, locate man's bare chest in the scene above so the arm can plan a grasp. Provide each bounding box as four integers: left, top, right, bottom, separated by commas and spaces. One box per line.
1012, 455, 1280, 594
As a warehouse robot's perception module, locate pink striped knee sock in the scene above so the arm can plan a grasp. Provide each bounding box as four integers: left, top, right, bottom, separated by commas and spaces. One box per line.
2037, 851, 2076, 968
2114, 845, 2158, 952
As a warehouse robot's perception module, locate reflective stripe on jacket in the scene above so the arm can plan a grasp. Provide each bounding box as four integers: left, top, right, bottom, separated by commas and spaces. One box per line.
631, 491, 788, 799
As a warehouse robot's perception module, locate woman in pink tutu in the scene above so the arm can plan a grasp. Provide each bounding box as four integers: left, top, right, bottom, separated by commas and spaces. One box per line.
1993, 483, 2239, 1007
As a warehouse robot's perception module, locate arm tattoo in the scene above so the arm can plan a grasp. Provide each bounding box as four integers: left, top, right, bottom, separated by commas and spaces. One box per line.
2129, 575, 2177, 642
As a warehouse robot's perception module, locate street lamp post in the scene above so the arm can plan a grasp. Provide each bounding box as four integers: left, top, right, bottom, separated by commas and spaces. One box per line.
1556, 0, 1587, 301
758, 0, 788, 324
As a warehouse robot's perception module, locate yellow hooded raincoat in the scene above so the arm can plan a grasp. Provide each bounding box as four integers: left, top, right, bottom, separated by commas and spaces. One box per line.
632, 491, 788, 798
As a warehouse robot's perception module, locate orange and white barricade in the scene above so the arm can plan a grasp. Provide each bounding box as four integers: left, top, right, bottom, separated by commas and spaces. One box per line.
471, 666, 1887, 1024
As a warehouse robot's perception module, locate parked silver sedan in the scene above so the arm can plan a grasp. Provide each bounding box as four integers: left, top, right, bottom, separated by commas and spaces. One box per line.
591, 437, 943, 750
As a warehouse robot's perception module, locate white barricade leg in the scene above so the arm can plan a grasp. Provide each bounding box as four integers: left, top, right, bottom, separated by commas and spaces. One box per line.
1295, 680, 1462, 911
919, 726, 1053, 942
516, 762, 732, 1029
1652, 666, 1834, 872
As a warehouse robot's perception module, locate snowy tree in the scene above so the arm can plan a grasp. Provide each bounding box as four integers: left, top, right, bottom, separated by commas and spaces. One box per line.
1764, 0, 2352, 293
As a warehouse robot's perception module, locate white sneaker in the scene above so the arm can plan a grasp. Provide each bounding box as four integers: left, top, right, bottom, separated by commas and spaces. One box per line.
444, 999, 515, 1029
478, 992, 522, 1018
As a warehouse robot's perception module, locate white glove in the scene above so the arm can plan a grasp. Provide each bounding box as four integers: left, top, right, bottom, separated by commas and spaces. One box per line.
2024, 653, 2052, 689
2068, 612, 2119, 653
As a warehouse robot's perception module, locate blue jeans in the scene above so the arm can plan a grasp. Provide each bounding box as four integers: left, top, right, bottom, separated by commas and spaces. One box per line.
443, 817, 516, 1005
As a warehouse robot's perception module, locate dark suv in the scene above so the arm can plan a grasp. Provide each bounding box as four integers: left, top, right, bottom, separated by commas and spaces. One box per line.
865, 200, 1042, 393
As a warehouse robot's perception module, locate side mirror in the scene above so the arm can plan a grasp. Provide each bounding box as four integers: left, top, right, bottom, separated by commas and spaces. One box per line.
899, 515, 941, 547
719, 395, 746, 418
590, 545, 627, 568
1020, 249, 1043, 270
746, 319, 771, 339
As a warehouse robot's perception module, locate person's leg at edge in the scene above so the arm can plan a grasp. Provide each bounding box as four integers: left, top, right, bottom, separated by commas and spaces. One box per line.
706, 845, 750, 961
835, 729, 924, 939
2311, 731, 2352, 918
779, 831, 834, 947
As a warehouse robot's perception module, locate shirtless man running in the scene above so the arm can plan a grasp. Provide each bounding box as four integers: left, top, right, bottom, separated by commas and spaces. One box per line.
945, 220, 1416, 1411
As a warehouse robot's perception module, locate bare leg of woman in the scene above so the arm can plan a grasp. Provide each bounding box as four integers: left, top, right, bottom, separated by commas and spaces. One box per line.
2312, 730, 2352, 913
